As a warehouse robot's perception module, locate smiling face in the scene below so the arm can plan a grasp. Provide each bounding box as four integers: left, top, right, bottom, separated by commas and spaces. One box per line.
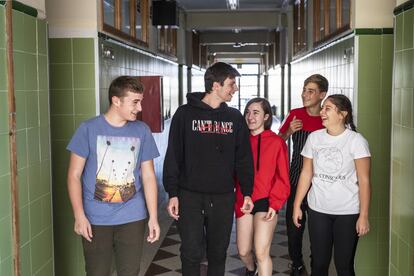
245, 102, 269, 135
320, 98, 347, 129
214, 77, 239, 103
301, 82, 326, 108
113, 91, 143, 122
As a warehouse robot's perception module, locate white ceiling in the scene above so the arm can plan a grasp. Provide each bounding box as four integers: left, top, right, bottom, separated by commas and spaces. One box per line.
172, 0, 292, 63
176, 0, 287, 12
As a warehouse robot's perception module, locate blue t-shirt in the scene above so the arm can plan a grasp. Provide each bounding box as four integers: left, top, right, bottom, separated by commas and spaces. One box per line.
67, 115, 160, 225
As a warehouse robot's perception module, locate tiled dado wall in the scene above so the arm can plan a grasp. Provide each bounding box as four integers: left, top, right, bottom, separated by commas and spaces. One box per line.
289, 32, 393, 276
49, 37, 96, 276
0, 6, 54, 276
391, 5, 414, 276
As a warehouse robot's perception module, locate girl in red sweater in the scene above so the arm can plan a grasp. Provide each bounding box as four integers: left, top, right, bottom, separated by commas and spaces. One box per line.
235, 98, 290, 275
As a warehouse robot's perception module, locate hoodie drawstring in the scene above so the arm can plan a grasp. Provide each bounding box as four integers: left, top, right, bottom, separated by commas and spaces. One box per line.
256, 133, 261, 171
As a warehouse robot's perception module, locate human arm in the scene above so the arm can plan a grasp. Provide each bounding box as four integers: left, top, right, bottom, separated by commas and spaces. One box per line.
163, 109, 184, 200
235, 116, 254, 198
141, 160, 160, 243
268, 140, 291, 213
279, 115, 303, 141
292, 157, 313, 227
240, 196, 254, 214
167, 197, 179, 220
355, 157, 371, 236
67, 153, 92, 242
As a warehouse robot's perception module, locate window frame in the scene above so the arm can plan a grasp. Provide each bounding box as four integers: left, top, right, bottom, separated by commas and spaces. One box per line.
313, 0, 351, 46
156, 26, 177, 57
101, 0, 149, 47
293, 0, 307, 56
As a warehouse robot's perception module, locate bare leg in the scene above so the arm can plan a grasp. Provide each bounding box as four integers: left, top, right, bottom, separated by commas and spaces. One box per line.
254, 212, 278, 276
236, 214, 255, 271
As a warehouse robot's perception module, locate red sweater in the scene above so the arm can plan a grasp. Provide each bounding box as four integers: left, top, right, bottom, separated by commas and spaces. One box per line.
235, 130, 290, 218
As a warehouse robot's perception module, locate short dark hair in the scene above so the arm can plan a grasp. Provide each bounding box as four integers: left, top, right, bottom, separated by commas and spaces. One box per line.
304, 74, 329, 92
204, 62, 240, 92
243, 97, 273, 130
108, 76, 144, 104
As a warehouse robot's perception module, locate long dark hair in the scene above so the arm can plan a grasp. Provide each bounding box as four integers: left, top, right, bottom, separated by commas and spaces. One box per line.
243, 98, 273, 130
326, 94, 356, 131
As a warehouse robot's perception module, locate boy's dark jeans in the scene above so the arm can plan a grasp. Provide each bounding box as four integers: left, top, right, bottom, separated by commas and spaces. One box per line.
285, 188, 308, 268
177, 189, 235, 276
82, 220, 145, 276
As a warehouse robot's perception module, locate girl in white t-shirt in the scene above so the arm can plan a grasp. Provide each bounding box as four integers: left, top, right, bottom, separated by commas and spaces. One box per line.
292, 94, 371, 276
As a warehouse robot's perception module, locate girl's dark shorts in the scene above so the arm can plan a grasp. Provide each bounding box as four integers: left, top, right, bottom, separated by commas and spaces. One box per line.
252, 197, 279, 215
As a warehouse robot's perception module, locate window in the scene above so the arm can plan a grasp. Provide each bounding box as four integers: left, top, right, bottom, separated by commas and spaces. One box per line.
103, 0, 115, 27
293, 0, 307, 55
229, 64, 260, 111
313, 0, 350, 44
101, 0, 149, 45
157, 27, 177, 57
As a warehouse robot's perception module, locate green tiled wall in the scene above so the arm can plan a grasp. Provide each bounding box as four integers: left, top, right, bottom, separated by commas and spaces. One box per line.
355, 33, 393, 276
0, 5, 54, 275
49, 37, 96, 276
391, 7, 414, 276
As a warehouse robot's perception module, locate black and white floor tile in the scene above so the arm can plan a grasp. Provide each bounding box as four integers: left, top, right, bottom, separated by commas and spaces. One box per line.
143, 209, 308, 276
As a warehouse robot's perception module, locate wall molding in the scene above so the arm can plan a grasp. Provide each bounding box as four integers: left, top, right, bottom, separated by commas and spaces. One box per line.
354, 28, 394, 35
0, 0, 37, 17
394, 0, 414, 15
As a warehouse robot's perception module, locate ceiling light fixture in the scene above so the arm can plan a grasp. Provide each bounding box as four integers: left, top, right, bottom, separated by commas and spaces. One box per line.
226, 0, 239, 10
233, 42, 246, 48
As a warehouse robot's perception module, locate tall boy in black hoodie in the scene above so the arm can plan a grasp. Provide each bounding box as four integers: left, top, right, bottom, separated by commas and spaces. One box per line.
163, 62, 254, 276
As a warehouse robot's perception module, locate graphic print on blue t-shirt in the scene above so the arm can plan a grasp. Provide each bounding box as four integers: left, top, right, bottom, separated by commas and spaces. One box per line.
95, 135, 141, 203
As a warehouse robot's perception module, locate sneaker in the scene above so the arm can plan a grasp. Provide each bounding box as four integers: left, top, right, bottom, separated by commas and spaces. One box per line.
245, 268, 258, 276
290, 264, 307, 276
245, 263, 258, 276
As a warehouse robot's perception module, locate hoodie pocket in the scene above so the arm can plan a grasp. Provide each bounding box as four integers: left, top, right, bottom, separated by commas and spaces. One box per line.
188, 161, 234, 193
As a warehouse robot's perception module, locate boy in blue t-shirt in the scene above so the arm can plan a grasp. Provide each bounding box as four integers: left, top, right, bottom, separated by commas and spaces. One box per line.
67, 76, 160, 275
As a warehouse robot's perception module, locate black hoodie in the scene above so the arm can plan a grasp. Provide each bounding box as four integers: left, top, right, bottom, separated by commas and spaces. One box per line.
163, 92, 254, 198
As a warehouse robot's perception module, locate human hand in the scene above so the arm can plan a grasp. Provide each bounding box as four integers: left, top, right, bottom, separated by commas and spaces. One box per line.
147, 217, 160, 243
264, 207, 277, 221
288, 116, 303, 135
292, 206, 303, 228
356, 216, 370, 236
241, 196, 254, 214
167, 197, 179, 220
74, 214, 93, 242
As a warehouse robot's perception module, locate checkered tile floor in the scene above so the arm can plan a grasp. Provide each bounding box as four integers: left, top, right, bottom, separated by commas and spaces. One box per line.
143, 209, 305, 276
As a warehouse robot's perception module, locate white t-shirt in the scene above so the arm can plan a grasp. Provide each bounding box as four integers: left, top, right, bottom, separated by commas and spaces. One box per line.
301, 128, 371, 215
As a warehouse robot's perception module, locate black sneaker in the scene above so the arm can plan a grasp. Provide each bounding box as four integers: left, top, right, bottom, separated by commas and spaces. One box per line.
245, 263, 258, 276
290, 264, 307, 276
245, 268, 258, 276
